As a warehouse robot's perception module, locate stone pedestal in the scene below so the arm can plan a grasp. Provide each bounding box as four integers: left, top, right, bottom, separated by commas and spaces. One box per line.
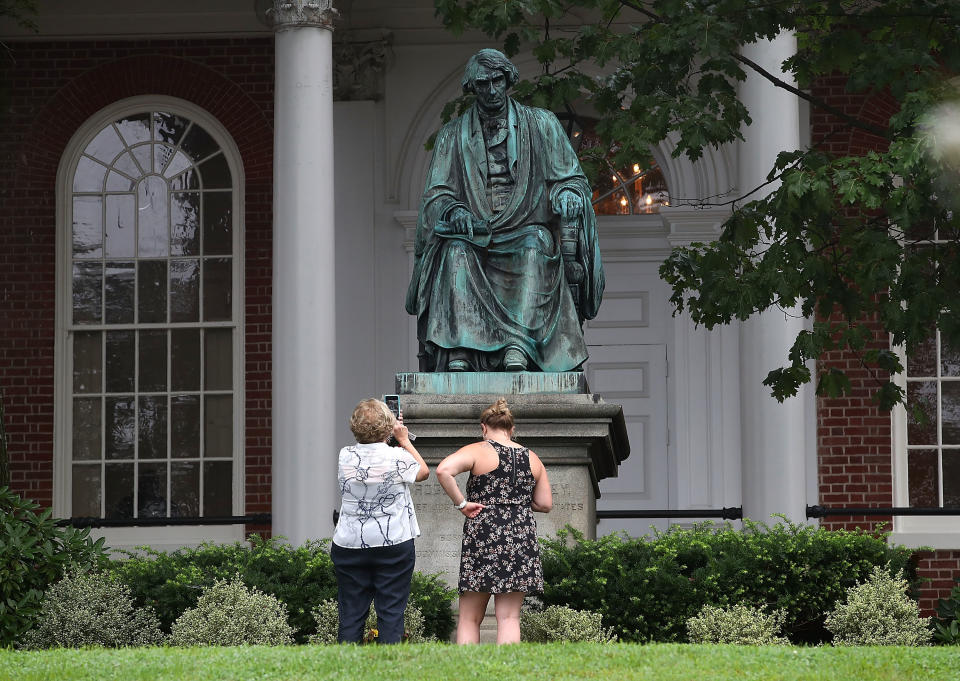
395, 375, 630, 591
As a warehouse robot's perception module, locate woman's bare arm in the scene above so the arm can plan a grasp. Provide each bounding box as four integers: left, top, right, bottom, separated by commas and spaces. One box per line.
529, 451, 552, 513
436, 442, 486, 518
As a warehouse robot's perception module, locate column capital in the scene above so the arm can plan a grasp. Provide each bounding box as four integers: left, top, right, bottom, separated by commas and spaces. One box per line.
269, 1, 337, 31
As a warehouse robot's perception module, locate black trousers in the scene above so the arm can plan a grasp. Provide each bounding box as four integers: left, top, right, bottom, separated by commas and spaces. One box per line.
330, 539, 416, 644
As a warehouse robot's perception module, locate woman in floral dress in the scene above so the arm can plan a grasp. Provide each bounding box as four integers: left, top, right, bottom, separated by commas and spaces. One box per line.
435, 398, 553, 644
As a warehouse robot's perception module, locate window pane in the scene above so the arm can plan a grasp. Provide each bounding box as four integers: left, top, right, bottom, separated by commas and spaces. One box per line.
204, 395, 232, 459
942, 382, 960, 445
105, 330, 135, 393
171, 329, 201, 392
137, 260, 167, 324
170, 259, 200, 322
907, 333, 937, 378
138, 330, 167, 392
164, 151, 193, 180
105, 195, 135, 257
171, 461, 199, 517
171, 395, 200, 458
943, 335, 960, 378
74, 156, 108, 193
106, 171, 134, 192
104, 261, 135, 324
945, 452, 960, 508
72, 262, 102, 325
84, 125, 125, 164
72, 397, 102, 461
73, 331, 102, 394
115, 113, 152, 146
198, 153, 231, 189
154, 112, 189, 146
72, 196, 103, 259
203, 258, 232, 321
908, 449, 939, 507
179, 124, 218, 162
105, 396, 135, 460
138, 395, 167, 460
170, 169, 200, 190
131, 143, 152, 175
202, 192, 232, 255
137, 175, 169, 257
138, 462, 167, 518
906, 382, 938, 446
203, 461, 232, 516
170, 192, 200, 256
104, 463, 134, 518
112, 151, 141, 182
204, 328, 232, 391
72, 464, 101, 517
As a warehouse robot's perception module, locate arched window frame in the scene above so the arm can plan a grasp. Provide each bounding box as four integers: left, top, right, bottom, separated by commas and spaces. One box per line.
53, 95, 246, 548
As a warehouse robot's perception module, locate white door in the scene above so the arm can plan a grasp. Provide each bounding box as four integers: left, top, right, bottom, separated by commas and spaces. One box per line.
583, 256, 672, 536
586, 344, 669, 536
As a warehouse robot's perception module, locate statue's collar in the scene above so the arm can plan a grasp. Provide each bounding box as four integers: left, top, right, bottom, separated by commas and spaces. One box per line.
473, 99, 518, 133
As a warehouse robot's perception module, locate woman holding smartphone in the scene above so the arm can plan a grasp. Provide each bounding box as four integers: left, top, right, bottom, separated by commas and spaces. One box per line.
331, 398, 429, 643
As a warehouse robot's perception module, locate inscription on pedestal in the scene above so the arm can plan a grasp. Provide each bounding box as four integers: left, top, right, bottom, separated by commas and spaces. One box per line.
411, 466, 593, 589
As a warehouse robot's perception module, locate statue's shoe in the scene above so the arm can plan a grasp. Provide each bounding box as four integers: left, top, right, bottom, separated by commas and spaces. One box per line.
447, 359, 470, 372
503, 347, 528, 372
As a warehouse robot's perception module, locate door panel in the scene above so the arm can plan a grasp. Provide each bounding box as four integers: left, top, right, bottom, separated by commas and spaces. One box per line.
586, 344, 669, 536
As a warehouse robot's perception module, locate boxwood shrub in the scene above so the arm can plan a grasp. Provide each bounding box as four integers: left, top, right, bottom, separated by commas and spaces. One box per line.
539, 520, 916, 644
106, 535, 456, 642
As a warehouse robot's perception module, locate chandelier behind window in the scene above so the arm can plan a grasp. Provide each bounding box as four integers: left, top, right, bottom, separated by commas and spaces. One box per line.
567, 116, 670, 216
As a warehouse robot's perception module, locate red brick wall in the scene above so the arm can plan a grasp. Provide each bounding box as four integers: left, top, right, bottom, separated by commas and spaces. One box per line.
812, 76, 959, 614
0, 39, 274, 534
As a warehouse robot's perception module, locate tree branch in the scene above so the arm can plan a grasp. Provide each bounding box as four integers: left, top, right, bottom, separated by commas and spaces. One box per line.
617, 0, 890, 140
732, 52, 889, 140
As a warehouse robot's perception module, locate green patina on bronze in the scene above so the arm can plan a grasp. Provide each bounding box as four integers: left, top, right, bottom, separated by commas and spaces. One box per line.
395, 371, 588, 395
405, 49, 604, 374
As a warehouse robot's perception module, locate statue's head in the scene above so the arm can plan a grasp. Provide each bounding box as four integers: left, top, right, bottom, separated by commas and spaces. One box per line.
461, 49, 519, 115
461, 49, 520, 93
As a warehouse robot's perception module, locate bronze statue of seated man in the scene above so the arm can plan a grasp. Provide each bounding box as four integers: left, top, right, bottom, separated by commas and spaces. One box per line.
405, 49, 604, 373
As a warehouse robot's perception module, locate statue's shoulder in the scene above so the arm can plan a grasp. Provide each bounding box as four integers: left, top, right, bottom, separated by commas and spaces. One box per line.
433, 112, 470, 146
515, 101, 563, 128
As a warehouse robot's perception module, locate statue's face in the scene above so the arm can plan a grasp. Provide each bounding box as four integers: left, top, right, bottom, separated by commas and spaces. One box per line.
472, 64, 508, 115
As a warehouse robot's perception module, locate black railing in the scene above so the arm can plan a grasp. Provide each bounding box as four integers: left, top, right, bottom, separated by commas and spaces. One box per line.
807, 505, 960, 518
55, 514, 271, 528
596, 507, 743, 520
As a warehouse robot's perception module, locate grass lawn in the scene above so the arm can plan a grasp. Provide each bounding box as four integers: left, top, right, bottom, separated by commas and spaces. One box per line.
2, 643, 959, 681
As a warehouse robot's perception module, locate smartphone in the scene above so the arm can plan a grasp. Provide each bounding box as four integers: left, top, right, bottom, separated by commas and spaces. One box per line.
383, 394, 400, 419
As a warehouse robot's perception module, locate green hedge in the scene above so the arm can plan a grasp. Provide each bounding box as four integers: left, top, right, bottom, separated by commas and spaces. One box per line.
0, 487, 110, 647
106, 536, 456, 642
539, 520, 916, 644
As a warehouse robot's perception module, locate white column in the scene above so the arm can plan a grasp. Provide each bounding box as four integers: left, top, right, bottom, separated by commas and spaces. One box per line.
663, 207, 742, 518
737, 33, 812, 523
271, 0, 337, 545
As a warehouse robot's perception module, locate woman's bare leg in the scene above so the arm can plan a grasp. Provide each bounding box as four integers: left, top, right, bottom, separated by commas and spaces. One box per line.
457, 591, 490, 644
493, 592, 525, 644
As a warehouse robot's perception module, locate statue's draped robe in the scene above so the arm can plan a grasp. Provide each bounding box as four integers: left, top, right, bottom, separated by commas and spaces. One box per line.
405, 100, 604, 372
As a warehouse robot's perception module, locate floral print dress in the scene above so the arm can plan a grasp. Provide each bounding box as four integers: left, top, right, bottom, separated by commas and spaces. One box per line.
458, 440, 544, 594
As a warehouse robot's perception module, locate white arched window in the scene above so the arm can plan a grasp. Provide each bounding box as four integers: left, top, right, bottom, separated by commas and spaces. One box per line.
55, 97, 244, 547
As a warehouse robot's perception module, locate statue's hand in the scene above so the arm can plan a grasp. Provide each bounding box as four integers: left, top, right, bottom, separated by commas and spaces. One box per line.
555, 189, 583, 221
444, 206, 474, 235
